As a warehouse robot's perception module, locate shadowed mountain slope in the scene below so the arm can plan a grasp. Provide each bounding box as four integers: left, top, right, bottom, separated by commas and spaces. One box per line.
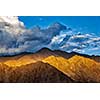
43, 55, 100, 82
0, 48, 100, 63
0, 61, 74, 83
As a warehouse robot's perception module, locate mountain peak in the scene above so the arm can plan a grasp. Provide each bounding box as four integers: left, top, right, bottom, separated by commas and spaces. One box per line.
37, 48, 52, 52
0, 46, 100, 82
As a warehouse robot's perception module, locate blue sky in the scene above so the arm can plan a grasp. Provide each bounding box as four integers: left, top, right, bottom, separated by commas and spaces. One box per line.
0, 16, 100, 56
18, 16, 100, 36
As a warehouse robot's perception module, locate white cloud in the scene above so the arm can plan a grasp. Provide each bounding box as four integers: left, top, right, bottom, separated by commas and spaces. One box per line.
0, 16, 25, 34
49, 31, 100, 55
50, 34, 66, 44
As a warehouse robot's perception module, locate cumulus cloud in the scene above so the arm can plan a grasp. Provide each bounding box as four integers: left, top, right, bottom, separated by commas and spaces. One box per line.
0, 18, 68, 55
0, 16, 100, 56
16, 22, 67, 53
0, 16, 25, 34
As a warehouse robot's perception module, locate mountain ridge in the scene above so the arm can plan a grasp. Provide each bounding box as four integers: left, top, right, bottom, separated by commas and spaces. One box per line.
43, 55, 100, 82
0, 48, 100, 62
0, 61, 74, 83
0, 47, 100, 82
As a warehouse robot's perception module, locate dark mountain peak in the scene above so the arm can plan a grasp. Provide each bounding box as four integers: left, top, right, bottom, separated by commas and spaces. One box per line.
36, 48, 100, 62
0, 47, 100, 63
36, 47, 52, 52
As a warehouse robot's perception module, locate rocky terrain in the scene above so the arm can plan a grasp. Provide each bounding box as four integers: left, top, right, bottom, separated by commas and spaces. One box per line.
0, 48, 100, 83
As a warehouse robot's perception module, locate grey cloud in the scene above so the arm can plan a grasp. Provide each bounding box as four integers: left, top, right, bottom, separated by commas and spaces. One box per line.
16, 22, 67, 53
0, 19, 100, 56
0, 22, 67, 55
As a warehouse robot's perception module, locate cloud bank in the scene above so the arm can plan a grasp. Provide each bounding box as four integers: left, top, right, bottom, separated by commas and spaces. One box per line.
0, 16, 100, 56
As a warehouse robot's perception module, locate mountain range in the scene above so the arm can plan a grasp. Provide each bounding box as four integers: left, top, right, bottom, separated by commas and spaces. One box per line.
0, 48, 100, 83
0, 16, 100, 56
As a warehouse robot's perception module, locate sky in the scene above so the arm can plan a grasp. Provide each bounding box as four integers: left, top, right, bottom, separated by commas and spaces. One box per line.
0, 16, 100, 56
19, 16, 100, 36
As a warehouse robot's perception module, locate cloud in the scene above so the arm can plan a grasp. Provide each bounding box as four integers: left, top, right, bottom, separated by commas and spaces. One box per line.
0, 16, 25, 34
0, 19, 68, 55
0, 16, 100, 56
0, 16, 26, 55
16, 22, 67, 53
50, 32, 100, 55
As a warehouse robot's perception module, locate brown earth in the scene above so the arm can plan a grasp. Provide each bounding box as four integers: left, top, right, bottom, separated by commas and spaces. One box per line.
0, 48, 100, 83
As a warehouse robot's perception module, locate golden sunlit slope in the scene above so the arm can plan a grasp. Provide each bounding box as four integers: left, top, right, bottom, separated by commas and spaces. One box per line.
0, 48, 100, 67
43, 55, 100, 82
0, 48, 57, 67
42, 56, 74, 79
0, 61, 74, 83
0, 48, 100, 82
4, 56, 36, 67
0, 48, 56, 63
